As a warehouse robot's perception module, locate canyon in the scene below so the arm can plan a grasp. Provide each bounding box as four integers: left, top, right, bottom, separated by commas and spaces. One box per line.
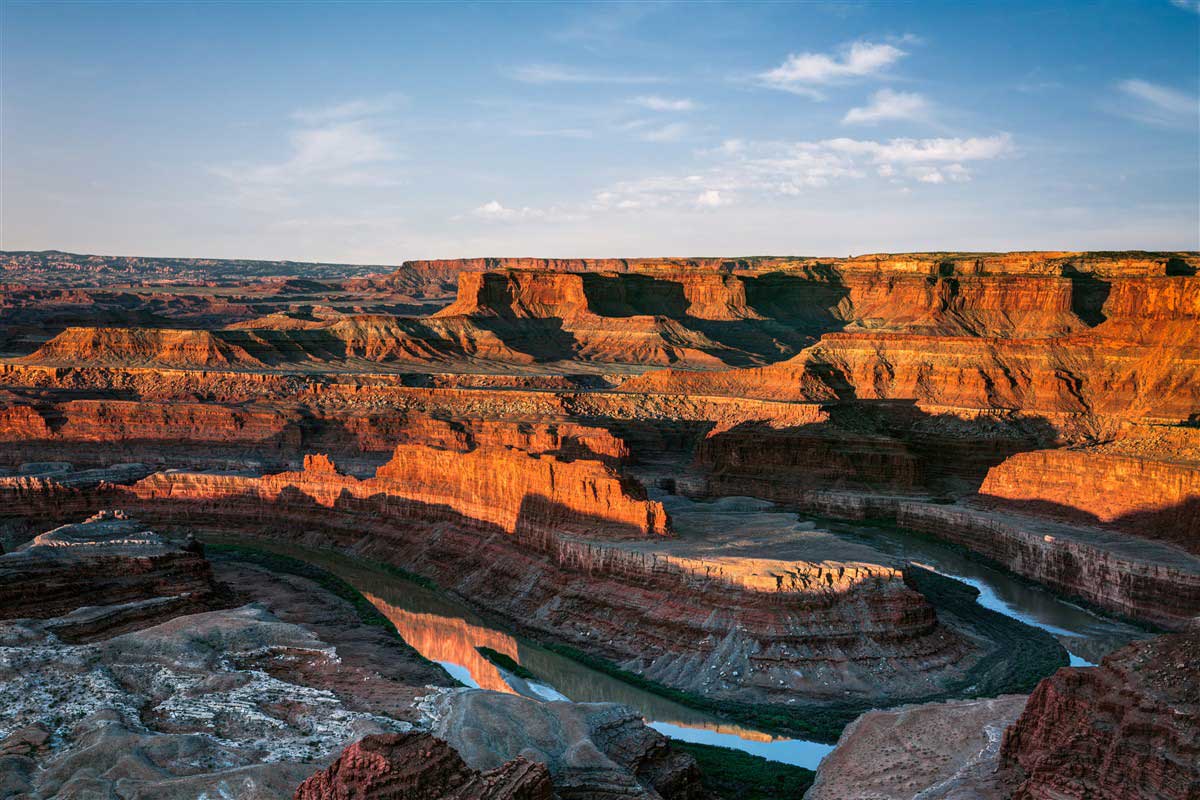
0, 249, 1196, 799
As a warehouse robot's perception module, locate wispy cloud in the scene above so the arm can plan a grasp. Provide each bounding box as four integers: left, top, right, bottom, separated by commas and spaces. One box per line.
511, 127, 596, 139
214, 121, 397, 189
551, 1, 666, 50
641, 122, 690, 142
758, 39, 909, 99
291, 93, 406, 125
618, 118, 692, 142
1169, 0, 1200, 14
506, 63, 663, 85
471, 200, 583, 223
591, 133, 1012, 210
822, 134, 1012, 163
843, 89, 930, 124
632, 95, 697, 111
1110, 78, 1199, 127
213, 98, 402, 207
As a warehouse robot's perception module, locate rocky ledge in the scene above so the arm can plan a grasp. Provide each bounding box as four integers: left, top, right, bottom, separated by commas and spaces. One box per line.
806, 695, 1028, 800
294, 732, 554, 800
1000, 633, 1200, 800
0, 510, 215, 630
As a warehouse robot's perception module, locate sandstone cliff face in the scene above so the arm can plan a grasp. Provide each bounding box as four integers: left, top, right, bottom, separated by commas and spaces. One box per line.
622, 272, 1199, 424
896, 502, 1200, 630
979, 448, 1200, 553
113, 456, 974, 707
697, 423, 920, 499
294, 732, 553, 800
145, 441, 667, 540
626, 326, 1199, 422
0, 398, 298, 445
1000, 634, 1200, 800
373, 443, 669, 538
16, 253, 1192, 376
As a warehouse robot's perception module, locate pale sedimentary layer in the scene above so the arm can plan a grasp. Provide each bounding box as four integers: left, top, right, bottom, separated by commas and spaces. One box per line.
807, 694, 1028, 800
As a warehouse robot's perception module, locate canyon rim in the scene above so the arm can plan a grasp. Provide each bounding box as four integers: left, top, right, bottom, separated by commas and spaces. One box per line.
1, 2, 1198, 798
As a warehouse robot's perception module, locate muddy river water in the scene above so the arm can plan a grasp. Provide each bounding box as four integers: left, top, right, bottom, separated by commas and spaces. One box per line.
206, 500, 1147, 769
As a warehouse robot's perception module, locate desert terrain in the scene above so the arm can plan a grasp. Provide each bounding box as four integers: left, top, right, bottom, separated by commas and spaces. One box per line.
0, 250, 1196, 799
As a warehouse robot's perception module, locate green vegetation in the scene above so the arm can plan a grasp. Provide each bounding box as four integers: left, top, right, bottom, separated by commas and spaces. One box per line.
362, 557, 441, 591
671, 741, 815, 800
904, 565, 1069, 696
208, 535, 1068, 745
201, 532, 441, 591
476, 646, 539, 680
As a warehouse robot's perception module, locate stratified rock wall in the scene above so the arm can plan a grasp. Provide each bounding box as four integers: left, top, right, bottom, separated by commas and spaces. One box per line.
896, 502, 1200, 629
978, 449, 1200, 553
0, 512, 215, 621
72, 440, 970, 707
1000, 634, 1200, 800
293, 732, 553, 800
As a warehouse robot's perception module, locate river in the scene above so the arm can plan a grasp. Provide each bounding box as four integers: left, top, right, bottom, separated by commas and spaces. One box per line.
204, 501, 1147, 770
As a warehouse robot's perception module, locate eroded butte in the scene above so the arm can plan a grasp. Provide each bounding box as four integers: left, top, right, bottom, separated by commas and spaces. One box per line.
0, 250, 1196, 799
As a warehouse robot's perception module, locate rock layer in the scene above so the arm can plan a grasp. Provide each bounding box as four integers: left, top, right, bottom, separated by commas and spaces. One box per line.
1000, 633, 1200, 800
294, 732, 553, 800
807, 695, 1028, 800
0, 510, 215, 622
108, 452, 973, 708
978, 448, 1200, 553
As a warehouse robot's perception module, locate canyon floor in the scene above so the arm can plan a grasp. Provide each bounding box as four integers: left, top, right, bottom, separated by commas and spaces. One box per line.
0, 250, 1197, 799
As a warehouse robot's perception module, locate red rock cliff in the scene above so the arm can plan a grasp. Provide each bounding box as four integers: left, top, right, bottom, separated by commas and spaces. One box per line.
1000, 633, 1200, 800
979, 448, 1200, 553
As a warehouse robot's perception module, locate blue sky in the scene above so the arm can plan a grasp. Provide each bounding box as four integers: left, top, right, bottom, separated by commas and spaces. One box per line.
2, 0, 1197, 261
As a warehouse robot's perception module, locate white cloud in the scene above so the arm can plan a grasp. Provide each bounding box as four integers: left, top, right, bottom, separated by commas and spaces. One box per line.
908, 164, 970, 184
641, 122, 690, 142
759, 40, 908, 98
1111, 79, 1199, 127
824, 133, 1013, 163
507, 63, 662, 84
471, 200, 583, 223
213, 93, 405, 207
1170, 0, 1200, 13
212, 120, 400, 200
843, 89, 930, 124
473, 200, 542, 221
591, 133, 1012, 211
632, 95, 697, 111
695, 189, 729, 207
291, 94, 405, 125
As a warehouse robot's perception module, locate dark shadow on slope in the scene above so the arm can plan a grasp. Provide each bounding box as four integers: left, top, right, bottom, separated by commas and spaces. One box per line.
1063, 264, 1111, 327
742, 272, 850, 336
580, 274, 689, 318
694, 402, 1063, 501
467, 317, 581, 362
1165, 258, 1196, 276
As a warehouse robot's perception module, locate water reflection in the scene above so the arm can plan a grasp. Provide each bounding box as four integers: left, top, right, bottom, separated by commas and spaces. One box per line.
205, 535, 833, 768
206, 520, 1142, 770
363, 592, 519, 693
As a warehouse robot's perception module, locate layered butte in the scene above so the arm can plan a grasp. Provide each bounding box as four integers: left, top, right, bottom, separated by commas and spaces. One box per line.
91, 436, 977, 712
0, 249, 1196, 797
